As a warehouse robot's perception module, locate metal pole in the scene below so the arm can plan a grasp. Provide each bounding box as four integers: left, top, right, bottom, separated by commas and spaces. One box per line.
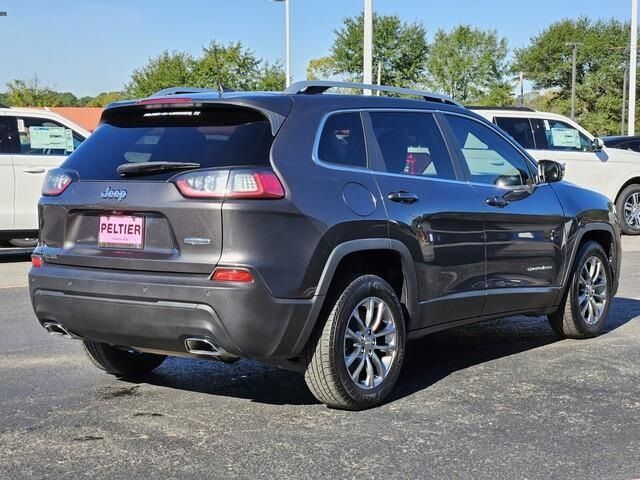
284, 0, 291, 87
623, 65, 629, 135
629, 0, 638, 135
363, 0, 373, 95
376, 62, 382, 96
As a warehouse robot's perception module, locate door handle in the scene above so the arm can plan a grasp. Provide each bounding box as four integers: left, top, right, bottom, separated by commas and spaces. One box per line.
388, 191, 419, 204
486, 196, 509, 208
22, 167, 46, 174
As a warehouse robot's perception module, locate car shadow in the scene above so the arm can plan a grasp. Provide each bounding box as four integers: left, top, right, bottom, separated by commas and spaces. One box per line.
0, 248, 33, 263
123, 297, 640, 408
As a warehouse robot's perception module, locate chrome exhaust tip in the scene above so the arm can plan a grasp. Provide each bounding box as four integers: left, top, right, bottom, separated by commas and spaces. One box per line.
184, 337, 238, 362
42, 321, 81, 340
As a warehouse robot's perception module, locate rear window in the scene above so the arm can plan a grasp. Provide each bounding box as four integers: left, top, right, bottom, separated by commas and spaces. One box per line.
63, 106, 274, 180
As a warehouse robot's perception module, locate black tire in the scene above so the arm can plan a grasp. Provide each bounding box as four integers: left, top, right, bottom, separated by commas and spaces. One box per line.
304, 274, 406, 410
548, 241, 612, 339
616, 184, 640, 235
84, 341, 166, 376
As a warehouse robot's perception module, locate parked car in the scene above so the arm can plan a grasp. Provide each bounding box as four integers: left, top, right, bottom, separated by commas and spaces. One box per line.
30, 82, 621, 410
602, 135, 640, 153
472, 107, 640, 235
0, 105, 90, 247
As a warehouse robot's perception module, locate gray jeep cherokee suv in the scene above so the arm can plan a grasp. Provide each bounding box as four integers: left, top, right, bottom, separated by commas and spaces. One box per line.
29, 81, 621, 410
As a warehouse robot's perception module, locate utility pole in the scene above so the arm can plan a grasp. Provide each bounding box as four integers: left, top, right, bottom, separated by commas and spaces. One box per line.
566, 42, 582, 120
363, 0, 373, 95
629, 0, 638, 135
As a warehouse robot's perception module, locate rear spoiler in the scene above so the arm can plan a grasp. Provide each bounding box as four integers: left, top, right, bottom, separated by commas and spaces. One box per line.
103, 96, 290, 136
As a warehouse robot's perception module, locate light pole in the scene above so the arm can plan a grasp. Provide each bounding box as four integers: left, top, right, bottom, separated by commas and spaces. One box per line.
272, 0, 291, 87
363, 0, 373, 95
629, 0, 638, 135
566, 42, 582, 120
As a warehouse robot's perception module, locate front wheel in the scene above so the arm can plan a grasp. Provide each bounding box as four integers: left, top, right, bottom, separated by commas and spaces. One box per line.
84, 341, 166, 376
616, 184, 640, 235
304, 275, 406, 410
548, 241, 612, 339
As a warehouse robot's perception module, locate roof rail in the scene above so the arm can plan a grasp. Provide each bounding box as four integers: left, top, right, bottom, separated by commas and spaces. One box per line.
285, 81, 462, 107
469, 106, 537, 112
152, 87, 219, 97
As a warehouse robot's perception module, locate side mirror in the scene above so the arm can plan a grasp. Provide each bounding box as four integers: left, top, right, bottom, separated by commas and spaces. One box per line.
538, 159, 565, 183
592, 137, 605, 151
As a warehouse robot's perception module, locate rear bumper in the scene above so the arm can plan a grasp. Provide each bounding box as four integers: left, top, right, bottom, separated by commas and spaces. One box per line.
29, 264, 320, 361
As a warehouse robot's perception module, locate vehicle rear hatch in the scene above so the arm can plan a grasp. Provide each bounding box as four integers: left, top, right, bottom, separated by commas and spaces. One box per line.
38, 96, 290, 274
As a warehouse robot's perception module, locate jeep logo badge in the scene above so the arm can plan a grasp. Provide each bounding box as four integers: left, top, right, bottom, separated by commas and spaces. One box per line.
100, 186, 127, 202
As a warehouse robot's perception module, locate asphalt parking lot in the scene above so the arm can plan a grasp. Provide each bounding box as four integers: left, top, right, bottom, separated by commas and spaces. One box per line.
1, 241, 640, 479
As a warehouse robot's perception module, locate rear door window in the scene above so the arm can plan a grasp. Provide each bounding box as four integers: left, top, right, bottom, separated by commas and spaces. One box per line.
494, 117, 535, 149
539, 119, 592, 152
369, 111, 456, 180
317, 112, 367, 168
63, 106, 274, 181
15, 117, 84, 156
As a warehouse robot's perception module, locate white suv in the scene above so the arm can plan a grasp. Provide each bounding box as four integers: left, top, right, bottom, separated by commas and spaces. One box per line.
473, 107, 640, 235
0, 106, 90, 246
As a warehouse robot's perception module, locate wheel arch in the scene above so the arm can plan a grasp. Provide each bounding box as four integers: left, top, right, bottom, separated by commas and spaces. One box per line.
614, 176, 640, 204
560, 222, 619, 299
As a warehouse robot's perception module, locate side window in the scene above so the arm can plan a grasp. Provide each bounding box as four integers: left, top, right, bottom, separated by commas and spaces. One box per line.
15, 117, 85, 156
494, 117, 535, 149
369, 112, 456, 180
0, 116, 19, 154
317, 112, 366, 168
446, 115, 533, 187
541, 118, 592, 152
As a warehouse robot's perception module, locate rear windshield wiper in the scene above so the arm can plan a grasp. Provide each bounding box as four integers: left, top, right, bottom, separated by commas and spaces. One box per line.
117, 161, 200, 177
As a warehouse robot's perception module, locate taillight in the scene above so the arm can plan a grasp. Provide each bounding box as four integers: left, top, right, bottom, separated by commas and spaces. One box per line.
174, 169, 285, 199
31, 255, 43, 268
211, 267, 254, 283
42, 169, 73, 196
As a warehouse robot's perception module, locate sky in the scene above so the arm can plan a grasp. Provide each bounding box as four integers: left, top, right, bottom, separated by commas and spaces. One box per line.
0, 0, 635, 97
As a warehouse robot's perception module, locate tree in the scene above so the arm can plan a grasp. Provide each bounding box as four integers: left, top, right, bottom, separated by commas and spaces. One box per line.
309, 14, 428, 87
514, 17, 629, 134
125, 51, 197, 98
426, 25, 510, 104
193, 41, 284, 91
83, 91, 127, 107
306, 56, 337, 81
5, 76, 61, 106
126, 41, 285, 98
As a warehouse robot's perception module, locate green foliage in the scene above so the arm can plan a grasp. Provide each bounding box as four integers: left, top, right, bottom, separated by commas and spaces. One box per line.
125, 51, 198, 98
514, 17, 630, 135
126, 41, 285, 97
426, 25, 510, 104
315, 14, 428, 87
5, 76, 62, 106
306, 56, 337, 81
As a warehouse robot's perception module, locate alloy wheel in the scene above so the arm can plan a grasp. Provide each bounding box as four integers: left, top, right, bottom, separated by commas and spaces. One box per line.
624, 192, 640, 230
343, 296, 398, 390
578, 256, 608, 326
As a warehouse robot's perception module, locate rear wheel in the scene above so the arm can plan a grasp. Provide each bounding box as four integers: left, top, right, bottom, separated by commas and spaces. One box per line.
616, 184, 640, 235
84, 341, 166, 376
548, 241, 612, 339
304, 274, 406, 410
